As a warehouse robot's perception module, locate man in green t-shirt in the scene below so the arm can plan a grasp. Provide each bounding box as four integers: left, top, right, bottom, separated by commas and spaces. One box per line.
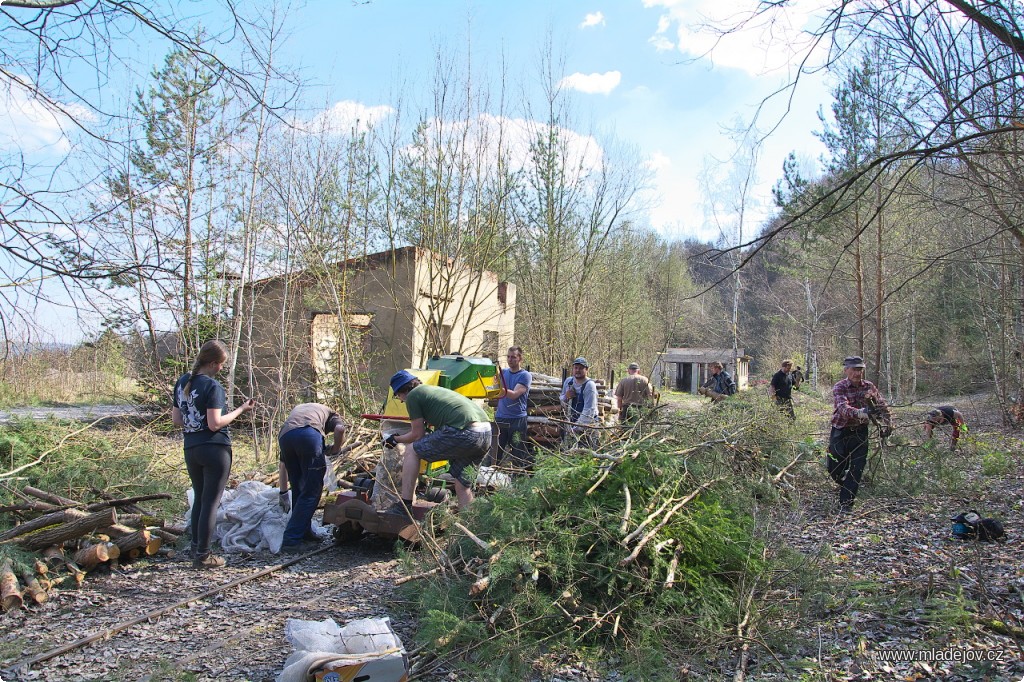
383, 370, 492, 515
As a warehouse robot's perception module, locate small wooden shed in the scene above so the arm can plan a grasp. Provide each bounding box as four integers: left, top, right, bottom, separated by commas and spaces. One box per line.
651, 347, 751, 394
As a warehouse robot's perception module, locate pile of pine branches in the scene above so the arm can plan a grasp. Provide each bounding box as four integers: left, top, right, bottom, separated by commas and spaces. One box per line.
403, 399, 800, 679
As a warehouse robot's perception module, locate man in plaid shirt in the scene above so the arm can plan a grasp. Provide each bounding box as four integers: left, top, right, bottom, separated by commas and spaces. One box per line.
828, 356, 892, 512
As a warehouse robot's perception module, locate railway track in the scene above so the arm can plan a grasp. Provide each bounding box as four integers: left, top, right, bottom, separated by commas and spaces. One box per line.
0, 540, 407, 681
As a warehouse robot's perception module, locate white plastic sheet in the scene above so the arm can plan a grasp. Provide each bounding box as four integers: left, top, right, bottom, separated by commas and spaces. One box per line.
184, 480, 329, 554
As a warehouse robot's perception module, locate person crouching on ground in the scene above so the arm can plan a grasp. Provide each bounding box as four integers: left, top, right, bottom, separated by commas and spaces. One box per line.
383, 370, 492, 516
172, 339, 255, 569
924, 406, 965, 451
277, 403, 346, 553
827, 355, 892, 513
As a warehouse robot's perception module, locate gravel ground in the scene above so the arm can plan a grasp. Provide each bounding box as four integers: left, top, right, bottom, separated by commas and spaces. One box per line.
0, 539, 409, 682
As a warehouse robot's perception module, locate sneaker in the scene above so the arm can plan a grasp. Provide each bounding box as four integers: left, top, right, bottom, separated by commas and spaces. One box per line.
280, 541, 318, 555
302, 531, 324, 542
382, 501, 414, 518
839, 501, 854, 514
192, 553, 226, 569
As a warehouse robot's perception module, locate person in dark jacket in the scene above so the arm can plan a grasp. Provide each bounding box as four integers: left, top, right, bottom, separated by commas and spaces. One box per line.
769, 360, 795, 419
172, 340, 255, 569
698, 362, 737, 402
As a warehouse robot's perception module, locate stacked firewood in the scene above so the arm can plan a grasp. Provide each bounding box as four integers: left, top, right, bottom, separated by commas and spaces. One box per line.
0, 486, 177, 611
488, 372, 616, 449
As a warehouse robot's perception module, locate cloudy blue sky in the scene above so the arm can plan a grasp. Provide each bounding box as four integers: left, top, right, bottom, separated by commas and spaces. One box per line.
0, 0, 836, 341
276, 0, 832, 241
1, 0, 834, 241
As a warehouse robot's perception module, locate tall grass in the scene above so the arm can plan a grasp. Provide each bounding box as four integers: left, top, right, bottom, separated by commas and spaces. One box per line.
0, 344, 138, 407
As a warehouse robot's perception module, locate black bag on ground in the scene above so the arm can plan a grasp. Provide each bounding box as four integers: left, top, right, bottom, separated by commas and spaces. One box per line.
951, 510, 1006, 542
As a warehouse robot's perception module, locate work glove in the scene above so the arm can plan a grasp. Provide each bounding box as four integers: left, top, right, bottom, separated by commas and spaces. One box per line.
278, 491, 291, 513
879, 425, 893, 439
383, 434, 398, 450
856, 408, 870, 421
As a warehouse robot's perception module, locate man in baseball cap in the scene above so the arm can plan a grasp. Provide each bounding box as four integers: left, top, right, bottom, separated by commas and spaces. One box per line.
382, 370, 491, 517
614, 362, 653, 427
827, 355, 891, 513
560, 357, 598, 448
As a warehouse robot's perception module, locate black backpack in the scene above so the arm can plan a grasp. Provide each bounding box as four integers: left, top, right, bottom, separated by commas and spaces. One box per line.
951, 511, 1006, 542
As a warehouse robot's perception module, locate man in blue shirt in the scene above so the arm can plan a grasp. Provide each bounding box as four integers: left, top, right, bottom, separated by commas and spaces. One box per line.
494, 346, 533, 472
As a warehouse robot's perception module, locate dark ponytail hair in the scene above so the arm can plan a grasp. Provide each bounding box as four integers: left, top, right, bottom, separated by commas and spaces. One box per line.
183, 340, 228, 395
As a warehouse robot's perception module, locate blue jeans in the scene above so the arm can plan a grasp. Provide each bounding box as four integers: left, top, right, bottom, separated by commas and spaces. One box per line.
496, 417, 531, 471
185, 443, 232, 555
279, 426, 327, 545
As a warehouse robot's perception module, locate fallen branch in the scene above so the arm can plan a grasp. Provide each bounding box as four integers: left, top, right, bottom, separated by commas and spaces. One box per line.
0, 417, 110, 480
1, 561, 23, 611
619, 478, 721, 567
23, 486, 81, 507
623, 497, 674, 545
771, 452, 805, 483
665, 546, 682, 588
453, 522, 492, 553
977, 617, 1024, 639
15, 508, 116, 552
395, 566, 444, 586
619, 484, 631, 536
85, 493, 172, 511
585, 468, 610, 496
0, 508, 90, 544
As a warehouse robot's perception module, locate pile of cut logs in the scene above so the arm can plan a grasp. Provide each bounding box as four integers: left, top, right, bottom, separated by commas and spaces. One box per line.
0, 486, 179, 612
489, 372, 616, 449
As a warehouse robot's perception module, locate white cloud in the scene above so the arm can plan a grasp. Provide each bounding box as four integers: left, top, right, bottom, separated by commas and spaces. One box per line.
300, 100, 395, 135
0, 75, 90, 155
649, 35, 675, 52
559, 71, 622, 95
580, 11, 605, 29
643, 0, 830, 76
413, 113, 604, 181
642, 150, 715, 239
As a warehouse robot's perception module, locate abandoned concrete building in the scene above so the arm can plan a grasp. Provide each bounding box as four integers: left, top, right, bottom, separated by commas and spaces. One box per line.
651, 347, 751, 393
242, 246, 516, 402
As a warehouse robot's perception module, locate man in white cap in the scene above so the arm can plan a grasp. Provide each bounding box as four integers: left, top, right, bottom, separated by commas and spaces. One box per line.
827, 355, 892, 513
559, 357, 599, 448
614, 362, 653, 426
